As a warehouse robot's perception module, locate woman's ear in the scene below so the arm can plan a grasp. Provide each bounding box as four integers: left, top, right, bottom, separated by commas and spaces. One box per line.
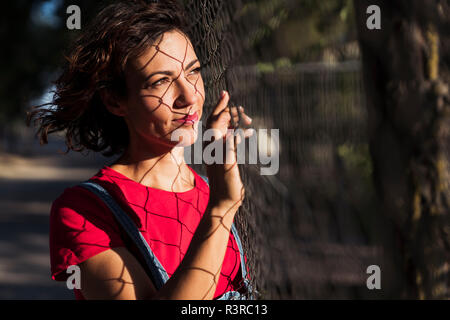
100, 89, 127, 117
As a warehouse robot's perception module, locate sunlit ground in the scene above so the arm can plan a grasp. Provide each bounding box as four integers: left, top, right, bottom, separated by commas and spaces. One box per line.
0, 137, 107, 299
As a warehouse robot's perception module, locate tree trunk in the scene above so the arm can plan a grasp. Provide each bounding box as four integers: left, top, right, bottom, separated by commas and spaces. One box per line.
354, 0, 450, 299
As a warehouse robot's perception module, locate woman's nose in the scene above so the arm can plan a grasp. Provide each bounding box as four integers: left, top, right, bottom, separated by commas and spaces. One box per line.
173, 78, 199, 109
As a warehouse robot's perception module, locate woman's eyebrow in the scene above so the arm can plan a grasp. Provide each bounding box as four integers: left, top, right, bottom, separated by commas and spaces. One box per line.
184, 59, 200, 71
144, 59, 200, 81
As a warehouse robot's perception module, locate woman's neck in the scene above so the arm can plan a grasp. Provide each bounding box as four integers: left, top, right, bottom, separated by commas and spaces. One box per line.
109, 142, 195, 192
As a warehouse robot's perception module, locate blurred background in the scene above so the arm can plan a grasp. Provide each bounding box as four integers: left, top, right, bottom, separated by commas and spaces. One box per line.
0, 0, 449, 299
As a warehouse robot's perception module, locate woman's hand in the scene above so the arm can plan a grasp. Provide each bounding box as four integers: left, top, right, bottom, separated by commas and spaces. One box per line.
204, 91, 254, 212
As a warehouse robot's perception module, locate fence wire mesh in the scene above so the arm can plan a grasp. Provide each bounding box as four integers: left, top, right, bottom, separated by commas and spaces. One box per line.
184, 0, 384, 299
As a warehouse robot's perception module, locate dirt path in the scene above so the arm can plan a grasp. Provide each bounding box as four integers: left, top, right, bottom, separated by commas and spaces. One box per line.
0, 147, 108, 299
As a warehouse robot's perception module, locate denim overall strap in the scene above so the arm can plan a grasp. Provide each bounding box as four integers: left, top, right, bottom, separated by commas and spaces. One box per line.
231, 223, 248, 280
78, 181, 169, 290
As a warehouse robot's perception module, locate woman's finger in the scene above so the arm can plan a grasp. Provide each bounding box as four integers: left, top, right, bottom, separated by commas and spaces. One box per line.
208, 111, 230, 139
228, 106, 252, 128
228, 106, 240, 116
243, 128, 254, 139
238, 106, 252, 126
217, 109, 231, 125
226, 128, 254, 147
228, 107, 240, 128
211, 91, 230, 116
236, 128, 255, 143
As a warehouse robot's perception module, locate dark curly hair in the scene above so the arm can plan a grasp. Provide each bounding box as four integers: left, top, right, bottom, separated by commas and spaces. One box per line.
27, 0, 189, 156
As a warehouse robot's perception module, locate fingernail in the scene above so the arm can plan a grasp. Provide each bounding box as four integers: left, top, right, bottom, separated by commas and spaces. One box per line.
221, 90, 227, 98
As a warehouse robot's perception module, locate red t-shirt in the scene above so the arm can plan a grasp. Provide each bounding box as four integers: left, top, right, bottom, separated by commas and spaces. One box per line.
49, 165, 244, 299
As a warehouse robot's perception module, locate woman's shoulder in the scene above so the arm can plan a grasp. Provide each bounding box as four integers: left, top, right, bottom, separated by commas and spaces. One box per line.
49, 168, 125, 281
52, 184, 99, 212
50, 167, 118, 222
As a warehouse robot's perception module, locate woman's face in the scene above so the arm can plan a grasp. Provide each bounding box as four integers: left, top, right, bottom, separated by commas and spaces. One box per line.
120, 29, 205, 150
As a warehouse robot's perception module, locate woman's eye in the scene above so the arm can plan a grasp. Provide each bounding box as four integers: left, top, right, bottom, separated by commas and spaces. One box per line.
188, 66, 202, 75
150, 77, 170, 88
146, 67, 201, 89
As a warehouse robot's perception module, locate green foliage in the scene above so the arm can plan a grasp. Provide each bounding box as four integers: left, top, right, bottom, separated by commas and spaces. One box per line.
337, 143, 373, 180
242, 0, 356, 63
256, 57, 292, 73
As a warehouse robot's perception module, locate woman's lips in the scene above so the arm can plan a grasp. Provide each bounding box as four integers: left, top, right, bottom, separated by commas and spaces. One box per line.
173, 111, 199, 125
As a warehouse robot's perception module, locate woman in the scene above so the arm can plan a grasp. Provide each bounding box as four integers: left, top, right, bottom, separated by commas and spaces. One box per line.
28, 0, 254, 300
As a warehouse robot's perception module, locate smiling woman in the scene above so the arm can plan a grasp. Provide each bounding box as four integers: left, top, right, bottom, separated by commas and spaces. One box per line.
110, 29, 205, 155
27, 0, 254, 300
